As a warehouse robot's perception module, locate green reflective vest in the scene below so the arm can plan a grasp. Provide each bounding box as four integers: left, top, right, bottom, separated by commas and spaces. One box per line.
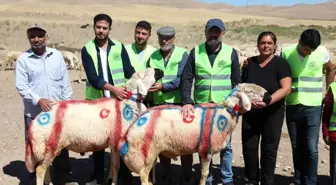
148, 46, 187, 104
126, 43, 156, 72
194, 42, 233, 104
282, 44, 325, 106
328, 82, 336, 131
84, 39, 126, 100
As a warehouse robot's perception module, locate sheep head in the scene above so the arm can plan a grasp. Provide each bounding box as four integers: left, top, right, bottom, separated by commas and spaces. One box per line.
222, 83, 271, 116
125, 68, 164, 98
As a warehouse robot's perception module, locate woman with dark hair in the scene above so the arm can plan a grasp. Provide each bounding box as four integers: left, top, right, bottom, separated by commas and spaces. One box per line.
241, 31, 292, 185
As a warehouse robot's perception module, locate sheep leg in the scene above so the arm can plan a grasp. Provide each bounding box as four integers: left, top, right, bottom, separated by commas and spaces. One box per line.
44, 166, 52, 185
36, 163, 51, 185
139, 156, 157, 185
198, 155, 211, 185
108, 150, 120, 185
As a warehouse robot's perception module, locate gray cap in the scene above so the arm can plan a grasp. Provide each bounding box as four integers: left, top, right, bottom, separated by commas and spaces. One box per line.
27, 23, 47, 33
157, 26, 176, 37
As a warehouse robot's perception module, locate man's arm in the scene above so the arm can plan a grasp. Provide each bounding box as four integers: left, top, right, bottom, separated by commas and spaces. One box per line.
81, 47, 107, 90
59, 52, 73, 100
121, 44, 136, 79
230, 48, 241, 88
162, 52, 189, 93
181, 49, 196, 105
322, 88, 334, 141
15, 57, 41, 106
322, 47, 334, 90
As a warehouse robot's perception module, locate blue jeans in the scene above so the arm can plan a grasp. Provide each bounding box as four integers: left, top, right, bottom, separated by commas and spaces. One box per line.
286, 104, 322, 185
206, 138, 233, 185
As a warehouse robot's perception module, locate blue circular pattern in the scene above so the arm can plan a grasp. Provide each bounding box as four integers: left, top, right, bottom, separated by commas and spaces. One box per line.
217, 115, 228, 132
37, 112, 51, 126
137, 117, 148, 126
123, 104, 134, 121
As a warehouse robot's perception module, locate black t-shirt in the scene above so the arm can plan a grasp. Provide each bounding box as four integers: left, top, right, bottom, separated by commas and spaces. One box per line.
241, 55, 291, 112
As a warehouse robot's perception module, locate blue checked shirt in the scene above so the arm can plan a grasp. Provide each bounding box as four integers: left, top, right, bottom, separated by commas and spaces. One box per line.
15, 47, 72, 118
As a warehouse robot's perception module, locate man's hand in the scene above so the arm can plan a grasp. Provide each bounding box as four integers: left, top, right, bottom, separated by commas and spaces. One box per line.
111, 86, 128, 101
181, 104, 194, 118
148, 83, 163, 92
324, 136, 330, 145
251, 101, 266, 109
38, 98, 54, 112
242, 57, 250, 68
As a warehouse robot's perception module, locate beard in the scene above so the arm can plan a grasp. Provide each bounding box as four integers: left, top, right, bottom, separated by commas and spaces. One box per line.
160, 44, 173, 51
32, 42, 46, 49
206, 37, 221, 51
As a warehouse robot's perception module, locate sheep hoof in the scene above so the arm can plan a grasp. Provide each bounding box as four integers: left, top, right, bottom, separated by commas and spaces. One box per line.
80, 152, 85, 156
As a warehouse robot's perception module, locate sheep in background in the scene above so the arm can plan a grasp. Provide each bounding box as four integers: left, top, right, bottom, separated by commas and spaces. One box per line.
118, 83, 272, 185
60, 50, 80, 70
5, 51, 21, 70
25, 68, 164, 185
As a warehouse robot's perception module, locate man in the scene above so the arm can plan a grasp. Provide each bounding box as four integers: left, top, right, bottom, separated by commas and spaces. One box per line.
126, 20, 156, 72
15, 24, 76, 185
145, 26, 190, 185
81, 13, 135, 185
180, 18, 241, 185
282, 29, 334, 185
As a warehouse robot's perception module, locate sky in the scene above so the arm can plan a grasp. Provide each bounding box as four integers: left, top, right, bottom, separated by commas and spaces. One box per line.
198, 0, 329, 6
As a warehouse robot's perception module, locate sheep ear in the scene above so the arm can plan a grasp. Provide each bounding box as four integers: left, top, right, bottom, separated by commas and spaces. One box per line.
135, 79, 147, 96
237, 92, 251, 113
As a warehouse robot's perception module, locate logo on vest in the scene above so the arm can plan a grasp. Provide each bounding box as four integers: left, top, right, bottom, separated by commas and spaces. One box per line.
170, 63, 177, 70
308, 61, 319, 71
112, 53, 121, 61
217, 60, 225, 68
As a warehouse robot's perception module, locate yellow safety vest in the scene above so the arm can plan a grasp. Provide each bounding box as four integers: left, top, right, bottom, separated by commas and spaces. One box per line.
194, 42, 233, 104
148, 46, 187, 104
126, 43, 156, 72
84, 39, 126, 100
282, 44, 325, 106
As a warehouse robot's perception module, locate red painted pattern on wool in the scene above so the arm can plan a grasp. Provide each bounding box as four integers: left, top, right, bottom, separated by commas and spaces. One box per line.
45, 102, 67, 157
99, 108, 110, 119
111, 100, 122, 147
141, 110, 161, 159
200, 109, 213, 160
183, 115, 195, 123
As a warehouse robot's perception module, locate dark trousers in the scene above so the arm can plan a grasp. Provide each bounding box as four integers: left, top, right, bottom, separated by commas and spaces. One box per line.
242, 104, 285, 185
330, 140, 336, 185
286, 104, 322, 185
25, 116, 72, 184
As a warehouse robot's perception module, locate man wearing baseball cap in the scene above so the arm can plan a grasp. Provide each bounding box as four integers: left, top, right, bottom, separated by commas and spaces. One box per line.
181, 18, 241, 185
16, 23, 76, 185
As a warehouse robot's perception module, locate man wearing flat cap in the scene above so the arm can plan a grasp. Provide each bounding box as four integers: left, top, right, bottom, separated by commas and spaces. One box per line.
15, 24, 76, 185
181, 18, 241, 185
146, 26, 191, 185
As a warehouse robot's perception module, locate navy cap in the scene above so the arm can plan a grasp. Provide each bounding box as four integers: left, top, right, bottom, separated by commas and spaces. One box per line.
205, 18, 225, 31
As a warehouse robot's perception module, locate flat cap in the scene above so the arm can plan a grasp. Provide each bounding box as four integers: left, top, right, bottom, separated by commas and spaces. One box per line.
205, 18, 225, 31
157, 26, 176, 37
27, 23, 47, 33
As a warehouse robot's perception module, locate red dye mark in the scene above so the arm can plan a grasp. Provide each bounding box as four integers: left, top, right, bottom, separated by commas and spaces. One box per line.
111, 101, 122, 147
148, 104, 181, 111
141, 110, 161, 159
233, 104, 239, 113
183, 114, 195, 124
45, 102, 67, 158
200, 109, 213, 160
126, 91, 132, 99
99, 108, 110, 119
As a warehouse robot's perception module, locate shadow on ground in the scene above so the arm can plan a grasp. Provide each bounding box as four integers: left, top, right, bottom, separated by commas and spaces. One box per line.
2, 152, 330, 185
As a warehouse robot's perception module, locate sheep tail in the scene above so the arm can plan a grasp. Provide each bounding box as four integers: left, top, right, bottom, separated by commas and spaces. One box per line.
25, 139, 36, 173
117, 137, 129, 159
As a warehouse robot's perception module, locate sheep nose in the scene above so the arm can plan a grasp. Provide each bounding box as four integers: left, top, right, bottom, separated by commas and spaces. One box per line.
263, 92, 272, 105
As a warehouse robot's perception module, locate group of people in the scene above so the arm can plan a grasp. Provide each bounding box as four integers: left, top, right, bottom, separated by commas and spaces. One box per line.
14, 12, 336, 185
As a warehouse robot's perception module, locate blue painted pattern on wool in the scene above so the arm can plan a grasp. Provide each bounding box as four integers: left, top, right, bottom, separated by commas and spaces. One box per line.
37, 112, 51, 126
123, 104, 134, 121
120, 142, 129, 158
217, 115, 228, 132
137, 116, 148, 126
197, 107, 206, 146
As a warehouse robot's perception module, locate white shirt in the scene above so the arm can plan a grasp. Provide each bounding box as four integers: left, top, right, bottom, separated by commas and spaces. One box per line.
99, 47, 111, 98
298, 45, 330, 64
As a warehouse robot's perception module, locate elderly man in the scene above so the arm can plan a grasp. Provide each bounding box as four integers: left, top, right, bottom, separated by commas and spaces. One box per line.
15, 24, 76, 185
146, 26, 190, 185
181, 18, 241, 185
126, 20, 156, 72
81, 13, 135, 185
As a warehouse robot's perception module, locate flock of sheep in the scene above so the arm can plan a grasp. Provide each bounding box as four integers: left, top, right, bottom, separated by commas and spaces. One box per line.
24, 67, 271, 185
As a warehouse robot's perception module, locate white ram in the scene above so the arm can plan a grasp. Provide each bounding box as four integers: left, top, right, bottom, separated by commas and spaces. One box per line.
117, 83, 271, 185
25, 67, 164, 185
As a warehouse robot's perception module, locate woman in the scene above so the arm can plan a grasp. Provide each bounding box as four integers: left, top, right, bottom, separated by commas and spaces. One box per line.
241, 31, 292, 185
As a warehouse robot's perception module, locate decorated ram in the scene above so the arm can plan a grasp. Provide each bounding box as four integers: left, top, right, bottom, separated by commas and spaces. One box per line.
118, 83, 272, 185
25, 68, 164, 185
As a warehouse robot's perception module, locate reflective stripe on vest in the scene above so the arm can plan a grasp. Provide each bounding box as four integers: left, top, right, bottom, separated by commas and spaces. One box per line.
148, 46, 186, 104
84, 39, 125, 100
126, 43, 156, 72
282, 44, 324, 106
329, 82, 336, 131
194, 42, 233, 104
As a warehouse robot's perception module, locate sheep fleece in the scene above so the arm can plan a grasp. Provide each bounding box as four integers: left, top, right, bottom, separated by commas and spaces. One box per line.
119, 103, 235, 173
25, 97, 141, 173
